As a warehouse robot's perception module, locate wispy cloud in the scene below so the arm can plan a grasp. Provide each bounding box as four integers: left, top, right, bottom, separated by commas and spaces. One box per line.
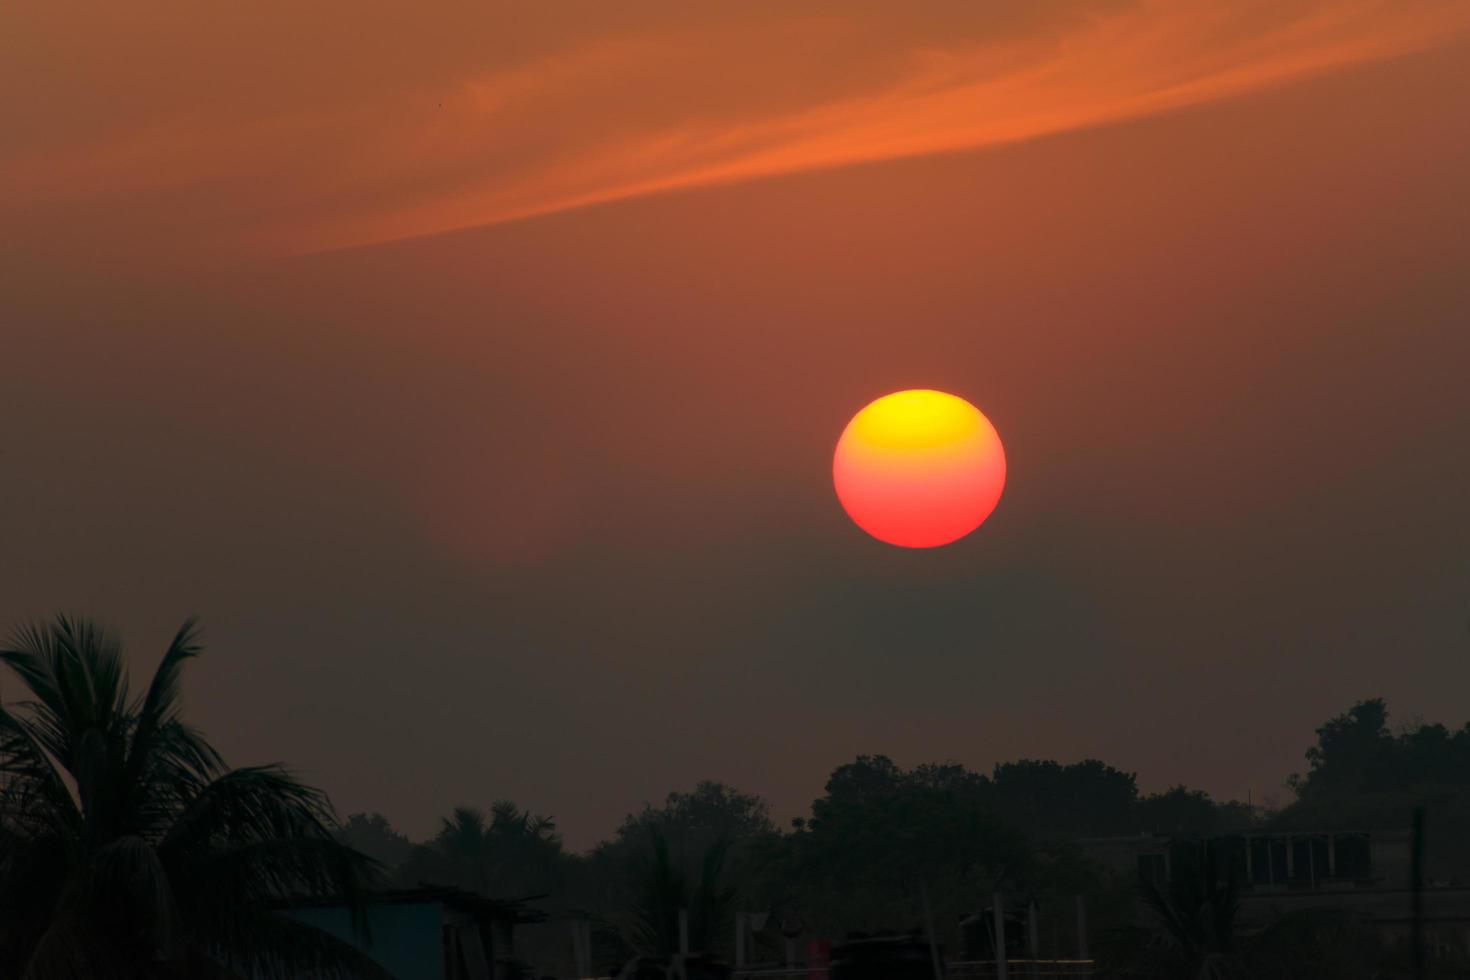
4, 0, 1466, 258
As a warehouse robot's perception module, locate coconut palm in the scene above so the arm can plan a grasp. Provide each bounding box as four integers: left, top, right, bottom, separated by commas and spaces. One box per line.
0, 615, 391, 980
627, 831, 736, 958
425, 806, 497, 893
490, 798, 559, 846
1122, 839, 1247, 980
403, 801, 562, 898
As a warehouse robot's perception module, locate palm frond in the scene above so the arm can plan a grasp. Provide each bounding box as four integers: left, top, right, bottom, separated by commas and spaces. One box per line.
162, 769, 385, 951
47, 614, 130, 747
692, 836, 736, 950
0, 620, 66, 715
133, 619, 202, 737
132, 719, 227, 840
2, 617, 377, 979
179, 836, 383, 913
160, 765, 339, 857
440, 806, 489, 846
629, 830, 686, 956
2, 615, 130, 775
125, 620, 218, 802
0, 702, 81, 832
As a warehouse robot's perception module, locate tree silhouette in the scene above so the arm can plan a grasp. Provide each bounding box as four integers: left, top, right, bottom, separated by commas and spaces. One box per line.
781, 756, 1033, 942
1278, 697, 1470, 860
1099, 839, 1247, 980
401, 801, 563, 898
337, 813, 414, 873
1136, 840, 1244, 979
615, 781, 775, 857
0, 615, 388, 980
626, 830, 736, 957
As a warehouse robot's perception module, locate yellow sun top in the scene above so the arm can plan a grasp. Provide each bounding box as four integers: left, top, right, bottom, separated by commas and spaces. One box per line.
846, 389, 983, 450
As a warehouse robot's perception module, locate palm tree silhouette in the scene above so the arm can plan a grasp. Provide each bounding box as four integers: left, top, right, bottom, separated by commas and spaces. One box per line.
0, 615, 390, 980
627, 831, 736, 958
414, 802, 562, 898
434, 806, 498, 893
1132, 839, 1246, 980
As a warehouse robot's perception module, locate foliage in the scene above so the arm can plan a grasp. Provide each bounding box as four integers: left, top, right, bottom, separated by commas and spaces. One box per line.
989, 758, 1140, 840
1133, 840, 1245, 979
1137, 787, 1261, 837
1285, 698, 1470, 815
626, 830, 736, 957
0, 615, 388, 980
337, 812, 415, 873
615, 781, 776, 856
398, 801, 562, 899
1277, 698, 1470, 876
569, 782, 777, 962
304, 698, 1470, 975
772, 756, 1033, 943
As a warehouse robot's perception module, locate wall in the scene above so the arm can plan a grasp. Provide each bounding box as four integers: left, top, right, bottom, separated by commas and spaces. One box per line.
291, 900, 445, 980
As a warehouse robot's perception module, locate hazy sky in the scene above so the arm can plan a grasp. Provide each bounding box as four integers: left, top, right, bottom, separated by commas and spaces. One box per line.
4, 1, 1470, 847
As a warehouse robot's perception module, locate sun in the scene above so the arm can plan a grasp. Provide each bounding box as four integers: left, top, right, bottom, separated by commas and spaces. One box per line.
832, 389, 1006, 548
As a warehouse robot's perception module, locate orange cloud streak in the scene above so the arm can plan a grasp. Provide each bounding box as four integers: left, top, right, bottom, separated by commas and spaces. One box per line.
4, 0, 1467, 259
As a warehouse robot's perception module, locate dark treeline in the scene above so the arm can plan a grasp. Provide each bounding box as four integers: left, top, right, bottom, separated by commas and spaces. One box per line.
5, 618, 1465, 978
1285, 698, 1470, 828
342, 697, 1470, 976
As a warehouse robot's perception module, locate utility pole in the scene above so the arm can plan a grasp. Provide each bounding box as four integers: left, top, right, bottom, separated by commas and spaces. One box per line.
920, 883, 943, 980
1075, 894, 1089, 979
735, 912, 745, 969
1411, 808, 1425, 980
1027, 900, 1039, 979
780, 911, 803, 970
993, 892, 1008, 980
570, 919, 591, 978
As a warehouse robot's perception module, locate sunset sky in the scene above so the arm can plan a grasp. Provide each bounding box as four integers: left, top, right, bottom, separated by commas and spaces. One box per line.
5, 1, 1470, 845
